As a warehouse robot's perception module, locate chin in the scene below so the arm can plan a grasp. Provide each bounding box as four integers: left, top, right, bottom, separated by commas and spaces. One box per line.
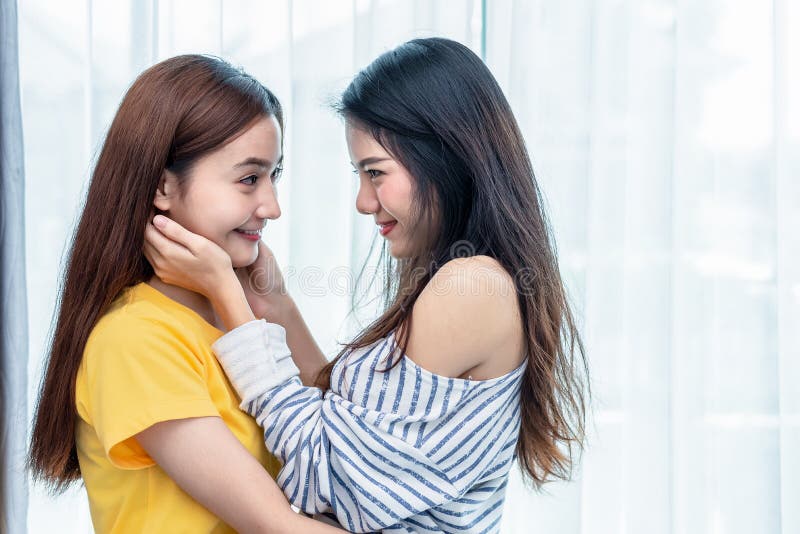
229, 249, 259, 269
231, 257, 258, 269
388, 242, 412, 259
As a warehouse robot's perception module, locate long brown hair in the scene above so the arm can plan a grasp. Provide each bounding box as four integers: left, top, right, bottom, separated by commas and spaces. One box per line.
28, 55, 283, 492
319, 38, 589, 488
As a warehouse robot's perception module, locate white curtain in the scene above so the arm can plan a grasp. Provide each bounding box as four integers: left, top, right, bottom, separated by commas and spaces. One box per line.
1, 0, 29, 532
18, 1, 798, 532
489, 1, 800, 532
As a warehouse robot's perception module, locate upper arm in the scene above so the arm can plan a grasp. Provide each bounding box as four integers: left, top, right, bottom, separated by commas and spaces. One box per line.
135, 417, 344, 534
405, 256, 524, 379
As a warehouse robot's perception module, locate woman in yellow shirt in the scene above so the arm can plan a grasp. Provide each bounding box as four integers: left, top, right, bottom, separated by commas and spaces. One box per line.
28, 55, 342, 534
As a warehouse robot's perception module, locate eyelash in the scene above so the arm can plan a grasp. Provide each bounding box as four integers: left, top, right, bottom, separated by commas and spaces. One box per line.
353, 169, 383, 179
240, 167, 283, 186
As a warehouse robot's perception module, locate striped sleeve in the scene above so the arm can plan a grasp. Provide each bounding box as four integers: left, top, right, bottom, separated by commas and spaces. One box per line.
212, 320, 511, 533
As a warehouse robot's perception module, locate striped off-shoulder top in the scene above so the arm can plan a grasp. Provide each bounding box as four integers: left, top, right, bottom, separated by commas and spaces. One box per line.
213, 319, 525, 533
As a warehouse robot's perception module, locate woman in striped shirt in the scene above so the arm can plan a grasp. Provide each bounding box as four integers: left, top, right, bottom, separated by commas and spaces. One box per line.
146, 37, 589, 532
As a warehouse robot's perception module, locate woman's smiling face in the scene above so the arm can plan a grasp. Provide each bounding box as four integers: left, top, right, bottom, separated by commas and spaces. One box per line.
346, 122, 419, 259
154, 115, 283, 268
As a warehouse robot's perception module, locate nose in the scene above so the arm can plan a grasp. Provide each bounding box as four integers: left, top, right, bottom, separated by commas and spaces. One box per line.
355, 178, 380, 216
254, 181, 281, 220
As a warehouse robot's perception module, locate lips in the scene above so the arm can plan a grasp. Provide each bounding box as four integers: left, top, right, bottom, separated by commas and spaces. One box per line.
234, 228, 262, 241
378, 221, 397, 236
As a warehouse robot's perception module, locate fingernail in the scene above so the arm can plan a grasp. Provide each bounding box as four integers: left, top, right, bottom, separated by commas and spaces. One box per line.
153, 215, 166, 228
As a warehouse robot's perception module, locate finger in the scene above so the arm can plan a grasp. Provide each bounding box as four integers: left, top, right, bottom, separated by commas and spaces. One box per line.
257, 241, 270, 259
143, 223, 162, 251
142, 237, 163, 265
145, 224, 195, 271
152, 215, 205, 256
258, 240, 276, 259
144, 223, 190, 256
143, 224, 170, 269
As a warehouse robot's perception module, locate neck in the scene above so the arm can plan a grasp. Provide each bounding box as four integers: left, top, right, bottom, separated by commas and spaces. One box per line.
147, 276, 222, 329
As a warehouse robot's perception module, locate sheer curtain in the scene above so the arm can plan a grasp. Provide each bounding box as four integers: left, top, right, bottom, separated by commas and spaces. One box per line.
489, 1, 800, 532
1, 0, 29, 532
17, 1, 797, 533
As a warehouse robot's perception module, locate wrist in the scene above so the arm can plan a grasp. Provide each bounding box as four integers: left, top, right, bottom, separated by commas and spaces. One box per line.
207, 271, 241, 304
212, 276, 257, 331
260, 292, 296, 324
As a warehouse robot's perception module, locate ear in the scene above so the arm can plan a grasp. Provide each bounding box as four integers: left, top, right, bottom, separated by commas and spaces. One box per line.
153, 170, 178, 211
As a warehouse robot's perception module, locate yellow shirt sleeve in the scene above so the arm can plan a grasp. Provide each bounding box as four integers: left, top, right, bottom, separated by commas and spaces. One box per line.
81, 313, 220, 469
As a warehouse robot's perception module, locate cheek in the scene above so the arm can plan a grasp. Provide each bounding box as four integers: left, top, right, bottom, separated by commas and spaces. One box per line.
172, 190, 235, 237
378, 180, 414, 220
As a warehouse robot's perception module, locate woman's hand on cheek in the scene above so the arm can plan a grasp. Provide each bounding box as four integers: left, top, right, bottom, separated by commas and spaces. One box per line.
144, 215, 236, 299
235, 241, 291, 320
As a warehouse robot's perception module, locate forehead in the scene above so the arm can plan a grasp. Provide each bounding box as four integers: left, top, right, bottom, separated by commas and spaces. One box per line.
345, 122, 391, 159
213, 115, 282, 164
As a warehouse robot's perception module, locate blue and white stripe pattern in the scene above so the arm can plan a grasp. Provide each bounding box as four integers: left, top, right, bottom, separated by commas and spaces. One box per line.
213, 319, 525, 533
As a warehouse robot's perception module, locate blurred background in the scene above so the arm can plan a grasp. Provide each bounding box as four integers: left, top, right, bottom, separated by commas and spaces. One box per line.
2, 0, 798, 532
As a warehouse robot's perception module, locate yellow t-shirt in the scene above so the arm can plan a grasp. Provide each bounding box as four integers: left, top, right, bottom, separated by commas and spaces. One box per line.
75, 282, 281, 533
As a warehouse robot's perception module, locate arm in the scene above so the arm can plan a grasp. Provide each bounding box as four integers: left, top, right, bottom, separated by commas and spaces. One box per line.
211, 258, 525, 532
144, 218, 521, 527
254, 292, 327, 387
135, 416, 346, 534
212, 323, 463, 532
80, 307, 345, 533
217, 280, 327, 386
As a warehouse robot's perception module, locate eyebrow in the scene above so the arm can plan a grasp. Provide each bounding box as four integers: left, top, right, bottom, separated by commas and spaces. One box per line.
233, 156, 283, 170
352, 157, 392, 169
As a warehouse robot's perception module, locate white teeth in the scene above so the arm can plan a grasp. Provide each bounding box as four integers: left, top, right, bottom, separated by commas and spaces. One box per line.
237, 229, 260, 235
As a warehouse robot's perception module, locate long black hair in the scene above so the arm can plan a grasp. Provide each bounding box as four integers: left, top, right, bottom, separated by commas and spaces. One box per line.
317, 37, 589, 487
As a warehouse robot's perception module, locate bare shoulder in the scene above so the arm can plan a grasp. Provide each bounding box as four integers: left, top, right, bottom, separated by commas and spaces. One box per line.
433, 255, 515, 288
405, 256, 524, 380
